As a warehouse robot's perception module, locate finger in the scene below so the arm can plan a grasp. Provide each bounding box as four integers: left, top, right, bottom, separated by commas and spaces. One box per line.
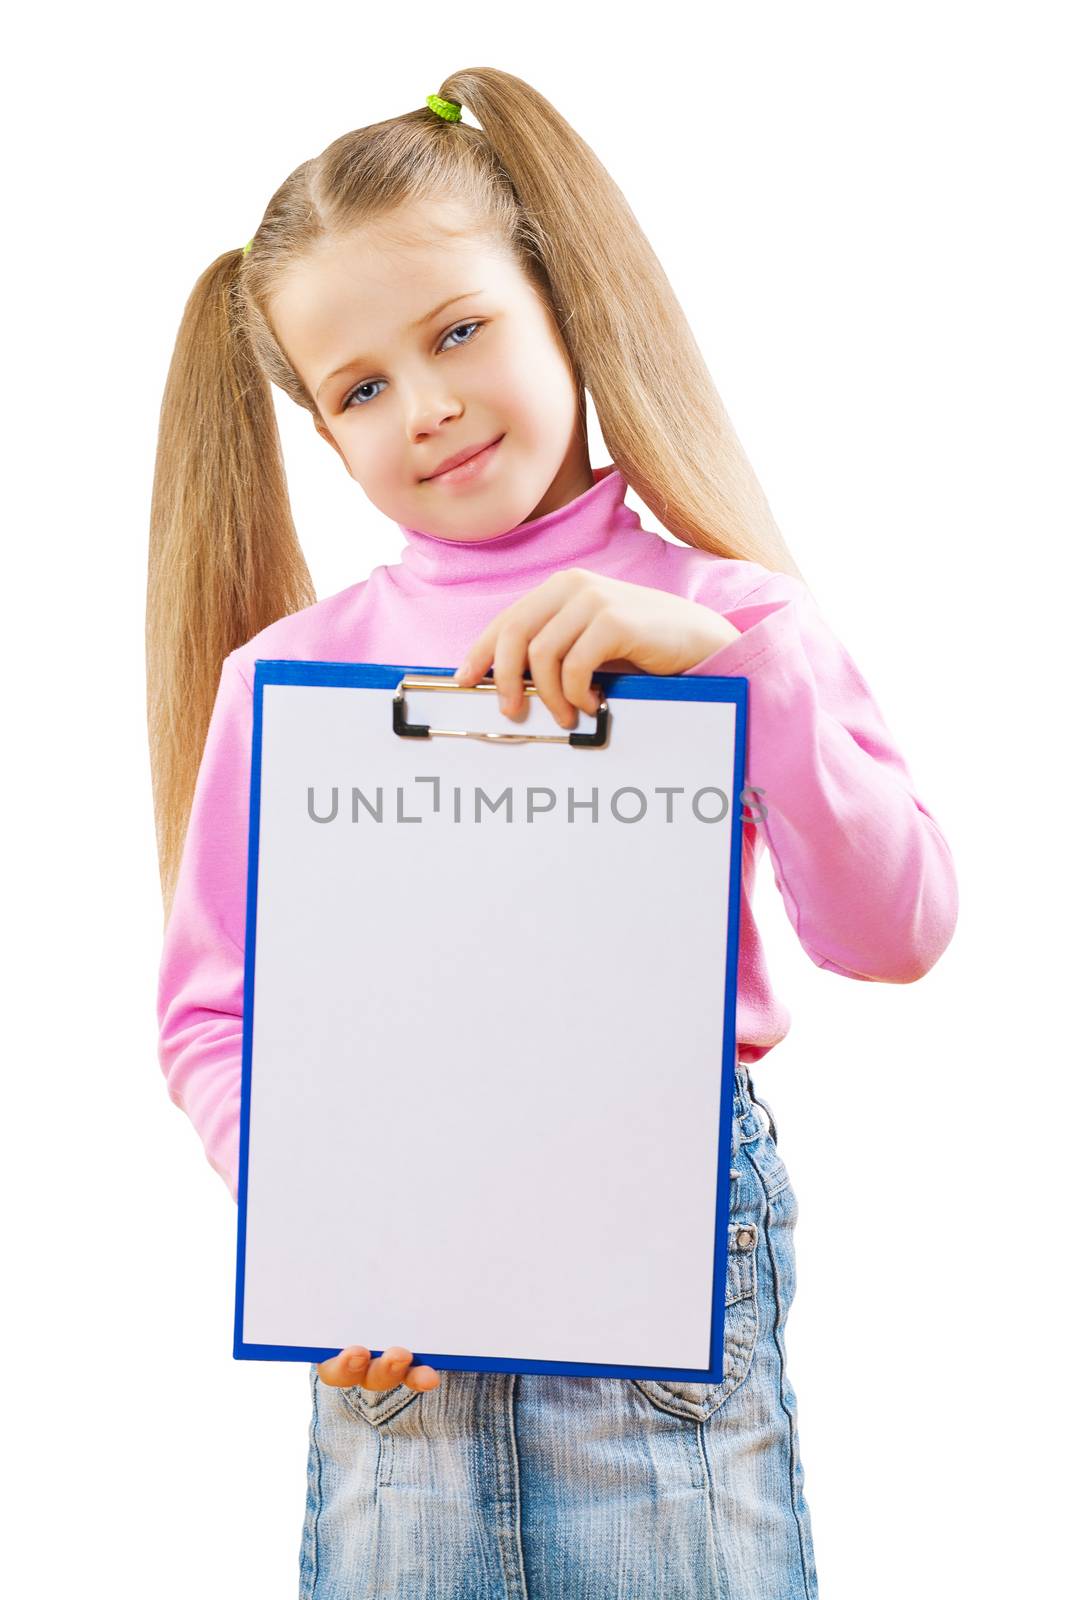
452, 623, 501, 686
561, 611, 626, 715
317, 1345, 371, 1388
493, 577, 595, 717
491, 620, 536, 718
453, 573, 588, 706
527, 592, 601, 725
362, 1345, 416, 1391
405, 1364, 441, 1391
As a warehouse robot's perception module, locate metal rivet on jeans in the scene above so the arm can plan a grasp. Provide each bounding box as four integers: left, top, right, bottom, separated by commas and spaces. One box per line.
735, 1225, 757, 1250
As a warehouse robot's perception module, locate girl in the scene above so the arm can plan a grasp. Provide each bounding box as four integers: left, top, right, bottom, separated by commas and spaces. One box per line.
147, 68, 958, 1599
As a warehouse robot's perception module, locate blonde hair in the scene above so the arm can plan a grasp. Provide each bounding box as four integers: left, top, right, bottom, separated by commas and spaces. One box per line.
147, 65, 805, 922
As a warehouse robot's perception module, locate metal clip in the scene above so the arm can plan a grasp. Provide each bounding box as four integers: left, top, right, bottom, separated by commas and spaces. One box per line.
392, 675, 610, 747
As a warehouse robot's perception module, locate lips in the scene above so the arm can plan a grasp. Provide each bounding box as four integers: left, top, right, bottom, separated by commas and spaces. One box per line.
423, 435, 504, 481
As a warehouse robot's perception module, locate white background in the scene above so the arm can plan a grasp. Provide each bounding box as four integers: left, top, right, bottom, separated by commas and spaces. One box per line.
5, 3, 1063, 1594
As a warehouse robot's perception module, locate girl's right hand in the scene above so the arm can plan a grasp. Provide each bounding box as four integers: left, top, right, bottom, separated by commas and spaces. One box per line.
316, 1344, 440, 1392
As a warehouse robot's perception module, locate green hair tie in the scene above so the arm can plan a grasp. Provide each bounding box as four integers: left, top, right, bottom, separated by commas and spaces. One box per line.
242, 238, 253, 257
426, 93, 462, 122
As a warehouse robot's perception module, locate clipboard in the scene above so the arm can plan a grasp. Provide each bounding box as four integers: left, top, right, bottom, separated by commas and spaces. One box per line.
234, 661, 748, 1384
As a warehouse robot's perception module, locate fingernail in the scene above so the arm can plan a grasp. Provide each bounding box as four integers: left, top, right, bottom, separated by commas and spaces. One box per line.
453, 658, 470, 680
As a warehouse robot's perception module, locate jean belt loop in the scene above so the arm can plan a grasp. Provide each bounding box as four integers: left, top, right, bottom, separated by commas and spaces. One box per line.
747, 1071, 779, 1144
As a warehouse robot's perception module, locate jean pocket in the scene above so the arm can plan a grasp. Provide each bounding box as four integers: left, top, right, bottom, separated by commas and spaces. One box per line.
333, 1378, 425, 1429
629, 1219, 759, 1421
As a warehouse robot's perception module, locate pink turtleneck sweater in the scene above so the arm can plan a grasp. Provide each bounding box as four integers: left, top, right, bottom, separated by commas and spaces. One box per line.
157, 464, 958, 1201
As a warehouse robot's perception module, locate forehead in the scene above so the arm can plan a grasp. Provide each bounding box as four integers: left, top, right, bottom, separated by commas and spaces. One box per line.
269, 208, 520, 373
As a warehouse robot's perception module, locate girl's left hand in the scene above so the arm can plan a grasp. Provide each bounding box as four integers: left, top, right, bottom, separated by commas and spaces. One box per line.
452, 568, 741, 726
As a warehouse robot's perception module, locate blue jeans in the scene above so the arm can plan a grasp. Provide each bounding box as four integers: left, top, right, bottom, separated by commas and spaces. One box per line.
298, 1065, 819, 1598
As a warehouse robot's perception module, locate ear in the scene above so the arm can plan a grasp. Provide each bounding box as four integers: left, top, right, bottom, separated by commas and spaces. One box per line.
313, 413, 353, 477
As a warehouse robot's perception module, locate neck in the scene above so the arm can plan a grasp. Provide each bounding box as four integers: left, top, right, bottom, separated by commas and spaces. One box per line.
394, 464, 648, 588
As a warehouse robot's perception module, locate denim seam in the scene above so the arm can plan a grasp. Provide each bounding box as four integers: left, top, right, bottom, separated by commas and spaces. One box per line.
698, 1215, 759, 1595
750, 1155, 816, 1599
302, 1373, 322, 1599
500, 1375, 530, 1599
697, 1417, 730, 1598
508, 1376, 527, 1600
691, 1417, 724, 1596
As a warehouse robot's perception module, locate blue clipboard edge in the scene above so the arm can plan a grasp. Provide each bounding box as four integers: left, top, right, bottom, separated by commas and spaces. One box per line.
234, 660, 749, 1384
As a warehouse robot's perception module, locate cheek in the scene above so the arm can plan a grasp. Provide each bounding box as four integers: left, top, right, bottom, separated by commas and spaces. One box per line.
339, 422, 400, 483
489, 344, 577, 439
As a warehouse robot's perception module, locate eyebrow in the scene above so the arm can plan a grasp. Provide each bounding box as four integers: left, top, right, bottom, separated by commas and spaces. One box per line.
315, 290, 484, 401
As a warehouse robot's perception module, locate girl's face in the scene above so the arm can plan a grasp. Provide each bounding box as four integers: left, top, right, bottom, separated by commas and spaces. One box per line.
269, 199, 593, 541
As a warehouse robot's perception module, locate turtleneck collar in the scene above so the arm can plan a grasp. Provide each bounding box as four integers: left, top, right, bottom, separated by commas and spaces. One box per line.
393, 463, 649, 589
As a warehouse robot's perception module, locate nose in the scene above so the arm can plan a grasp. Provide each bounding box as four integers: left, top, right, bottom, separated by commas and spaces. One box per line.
408, 390, 464, 444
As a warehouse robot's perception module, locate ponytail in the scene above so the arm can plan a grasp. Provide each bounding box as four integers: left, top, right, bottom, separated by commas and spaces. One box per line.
145, 250, 315, 922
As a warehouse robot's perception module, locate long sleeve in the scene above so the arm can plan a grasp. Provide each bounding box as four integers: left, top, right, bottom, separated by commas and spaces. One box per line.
156, 652, 254, 1201
685, 572, 959, 983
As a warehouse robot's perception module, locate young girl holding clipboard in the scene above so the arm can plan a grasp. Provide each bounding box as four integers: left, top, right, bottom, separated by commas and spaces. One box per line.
147, 67, 958, 1599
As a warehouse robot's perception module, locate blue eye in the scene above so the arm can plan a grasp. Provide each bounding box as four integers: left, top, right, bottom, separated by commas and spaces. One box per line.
441, 320, 482, 351
340, 320, 485, 412
342, 378, 384, 410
